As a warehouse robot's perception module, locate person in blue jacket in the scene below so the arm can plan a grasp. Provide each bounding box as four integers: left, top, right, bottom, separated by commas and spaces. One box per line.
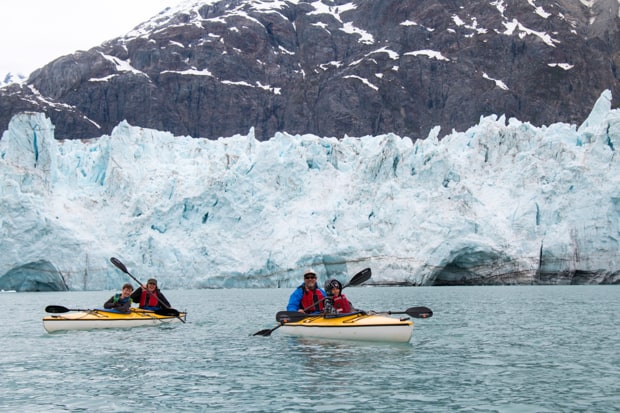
103, 283, 134, 313
287, 268, 326, 313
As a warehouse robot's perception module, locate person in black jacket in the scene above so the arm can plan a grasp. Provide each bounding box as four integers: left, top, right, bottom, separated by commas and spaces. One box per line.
130, 278, 171, 311
103, 283, 134, 313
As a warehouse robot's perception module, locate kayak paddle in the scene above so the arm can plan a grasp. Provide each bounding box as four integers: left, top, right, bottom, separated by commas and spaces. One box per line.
253, 267, 371, 337
45, 305, 91, 313
45, 305, 182, 318
109, 257, 186, 323
274, 306, 433, 322
381, 306, 433, 319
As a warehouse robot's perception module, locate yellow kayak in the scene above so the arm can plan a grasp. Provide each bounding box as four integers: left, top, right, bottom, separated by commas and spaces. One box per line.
277, 311, 414, 343
42, 307, 186, 333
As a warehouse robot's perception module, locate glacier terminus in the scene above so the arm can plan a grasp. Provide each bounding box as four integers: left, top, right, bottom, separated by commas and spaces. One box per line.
1, 90, 619, 291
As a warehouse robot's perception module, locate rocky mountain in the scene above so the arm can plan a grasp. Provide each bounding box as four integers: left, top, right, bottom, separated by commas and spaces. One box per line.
1, 0, 619, 141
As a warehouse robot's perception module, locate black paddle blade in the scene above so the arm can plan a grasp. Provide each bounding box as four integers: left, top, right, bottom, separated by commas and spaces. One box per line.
253, 323, 284, 336
406, 306, 433, 318
155, 308, 180, 317
45, 305, 70, 313
275, 311, 309, 323
110, 257, 129, 274
253, 328, 276, 337
346, 268, 371, 287
254, 312, 302, 336
45, 305, 91, 313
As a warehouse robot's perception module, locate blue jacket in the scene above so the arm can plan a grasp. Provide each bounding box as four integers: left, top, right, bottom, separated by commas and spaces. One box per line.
287, 284, 327, 313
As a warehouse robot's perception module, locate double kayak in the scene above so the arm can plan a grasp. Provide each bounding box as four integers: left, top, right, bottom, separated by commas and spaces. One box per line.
271, 307, 432, 343
42, 307, 186, 333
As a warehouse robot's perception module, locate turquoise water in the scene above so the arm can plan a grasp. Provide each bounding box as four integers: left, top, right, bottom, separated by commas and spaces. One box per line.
0, 286, 618, 412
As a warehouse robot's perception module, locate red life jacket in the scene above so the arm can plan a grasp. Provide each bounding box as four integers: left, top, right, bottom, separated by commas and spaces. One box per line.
140, 290, 160, 308
333, 294, 351, 313
300, 287, 325, 313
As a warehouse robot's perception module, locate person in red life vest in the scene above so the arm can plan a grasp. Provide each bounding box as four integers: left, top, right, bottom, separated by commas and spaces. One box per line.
323, 279, 353, 314
103, 283, 134, 313
130, 278, 171, 311
286, 268, 326, 313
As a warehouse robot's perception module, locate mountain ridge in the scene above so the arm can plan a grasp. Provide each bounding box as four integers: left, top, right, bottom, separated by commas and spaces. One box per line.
1, 0, 619, 141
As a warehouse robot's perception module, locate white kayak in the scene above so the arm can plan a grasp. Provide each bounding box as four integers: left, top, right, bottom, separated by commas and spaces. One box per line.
274, 311, 422, 343
42, 307, 186, 333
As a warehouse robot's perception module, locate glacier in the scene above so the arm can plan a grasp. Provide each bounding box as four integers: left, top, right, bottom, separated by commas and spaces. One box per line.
1, 90, 619, 291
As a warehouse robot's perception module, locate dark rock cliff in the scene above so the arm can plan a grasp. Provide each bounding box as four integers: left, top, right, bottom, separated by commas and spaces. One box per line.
1, 0, 619, 141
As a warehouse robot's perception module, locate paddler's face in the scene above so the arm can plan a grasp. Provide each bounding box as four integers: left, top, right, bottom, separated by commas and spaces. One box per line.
146, 282, 157, 292
304, 273, 317, 289
121, 286, 133, 298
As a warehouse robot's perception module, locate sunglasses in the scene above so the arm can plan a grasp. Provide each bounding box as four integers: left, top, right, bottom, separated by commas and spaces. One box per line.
304, 275, 317, 279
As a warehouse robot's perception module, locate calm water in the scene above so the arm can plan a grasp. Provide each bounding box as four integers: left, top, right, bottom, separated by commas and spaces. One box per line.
0, 286, 618, 412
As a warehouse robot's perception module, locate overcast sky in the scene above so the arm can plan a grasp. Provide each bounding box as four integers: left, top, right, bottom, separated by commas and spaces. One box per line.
0, 0, 175, 76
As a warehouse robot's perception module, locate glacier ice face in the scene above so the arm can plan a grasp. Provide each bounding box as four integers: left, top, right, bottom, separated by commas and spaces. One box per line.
1, 90, 619, 290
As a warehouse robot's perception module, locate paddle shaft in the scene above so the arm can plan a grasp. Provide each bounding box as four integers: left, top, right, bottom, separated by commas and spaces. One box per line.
109, 257, 185, 323
255, 306, 432, 337
276, 307, 433, 323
